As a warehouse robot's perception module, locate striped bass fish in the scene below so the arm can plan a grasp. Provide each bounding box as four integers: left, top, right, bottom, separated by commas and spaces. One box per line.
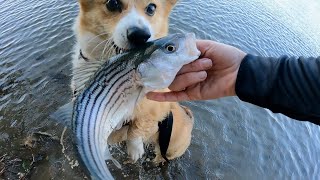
54, 33, 200, 180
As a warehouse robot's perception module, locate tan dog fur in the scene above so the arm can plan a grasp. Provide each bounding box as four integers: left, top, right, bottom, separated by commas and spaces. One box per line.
72, 0, 193, 163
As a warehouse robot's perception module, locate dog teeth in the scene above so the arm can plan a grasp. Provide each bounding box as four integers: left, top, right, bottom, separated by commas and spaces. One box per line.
112, 43, 127, 54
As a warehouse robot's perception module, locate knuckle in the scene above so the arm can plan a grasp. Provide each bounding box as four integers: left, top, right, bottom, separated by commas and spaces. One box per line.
190, 61, 199, 69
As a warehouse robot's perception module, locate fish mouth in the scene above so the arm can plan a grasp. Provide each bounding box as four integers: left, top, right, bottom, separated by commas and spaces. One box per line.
112, 42, 129, 54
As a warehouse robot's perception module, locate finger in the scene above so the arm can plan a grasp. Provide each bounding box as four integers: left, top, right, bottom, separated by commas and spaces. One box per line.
177, 58, 212, 75
196, 40, 214, 56
196, 39, 219, 56
169, 71, 207, 91
146, 91, 191, 102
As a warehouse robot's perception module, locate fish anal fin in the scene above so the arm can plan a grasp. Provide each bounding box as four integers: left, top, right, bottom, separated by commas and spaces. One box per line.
104, 147, 122, 169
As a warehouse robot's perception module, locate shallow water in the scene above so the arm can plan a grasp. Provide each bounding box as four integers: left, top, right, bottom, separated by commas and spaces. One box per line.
1, 0, 320, 179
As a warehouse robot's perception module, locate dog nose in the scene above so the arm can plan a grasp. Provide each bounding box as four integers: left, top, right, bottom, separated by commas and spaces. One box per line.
127, 27, 151, 46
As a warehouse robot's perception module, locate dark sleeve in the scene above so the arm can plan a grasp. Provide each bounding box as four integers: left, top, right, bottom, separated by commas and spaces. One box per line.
235, 54, 320, 126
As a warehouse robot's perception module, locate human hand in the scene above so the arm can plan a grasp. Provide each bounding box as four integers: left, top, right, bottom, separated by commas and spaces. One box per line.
146, 40, 246, 101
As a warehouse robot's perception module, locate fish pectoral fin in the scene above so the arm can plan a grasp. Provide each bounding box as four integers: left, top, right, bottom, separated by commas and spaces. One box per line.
105, 147, 122, 169
50, 101, 74, 127
73, 61, 104, 95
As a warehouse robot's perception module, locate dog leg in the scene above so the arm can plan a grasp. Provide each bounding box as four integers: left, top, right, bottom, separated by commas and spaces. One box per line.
152, 104, 194, 164
152, 142, 166, 164
126, 137, 144, 162
108, 125, 129, 144
125, 118, 159, 162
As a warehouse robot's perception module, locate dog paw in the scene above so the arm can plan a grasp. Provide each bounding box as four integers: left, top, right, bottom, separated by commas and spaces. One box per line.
152, 154, 166, 164
127, 137, 144, 162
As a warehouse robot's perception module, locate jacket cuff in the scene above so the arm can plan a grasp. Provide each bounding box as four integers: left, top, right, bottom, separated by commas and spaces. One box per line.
235, 54, 273, 105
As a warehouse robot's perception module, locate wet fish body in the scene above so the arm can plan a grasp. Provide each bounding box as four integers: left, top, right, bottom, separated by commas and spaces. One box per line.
57, 33, 200, 179
73, 55, 142, 179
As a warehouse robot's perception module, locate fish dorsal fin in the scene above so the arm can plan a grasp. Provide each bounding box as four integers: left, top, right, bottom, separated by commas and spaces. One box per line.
50, 101, 74, 127
73, 61, 104, 95
73, 52, 131, 95
104, 146, 122, 169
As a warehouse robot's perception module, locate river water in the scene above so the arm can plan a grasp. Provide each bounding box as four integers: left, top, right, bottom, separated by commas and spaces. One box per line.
0, 0, 319, 179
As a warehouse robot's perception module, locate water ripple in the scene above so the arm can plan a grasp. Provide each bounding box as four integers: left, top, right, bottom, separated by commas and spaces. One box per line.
1, 0, 320, 179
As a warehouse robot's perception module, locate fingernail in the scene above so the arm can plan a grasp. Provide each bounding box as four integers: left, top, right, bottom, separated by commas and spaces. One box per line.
199, 71, 207, 79
201, 59, 212, 68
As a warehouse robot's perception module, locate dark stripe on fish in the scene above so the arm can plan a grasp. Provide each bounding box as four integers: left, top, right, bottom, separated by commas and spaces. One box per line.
107, 83, 133, 130
91, 71, 134, 172
88, 70, 133, 125
94, 71, 135, 157
76, 68, 135, 176
105, 84, 135, 126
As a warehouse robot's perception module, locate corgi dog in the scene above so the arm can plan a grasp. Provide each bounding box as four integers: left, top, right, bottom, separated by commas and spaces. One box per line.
72, 0, 194, 163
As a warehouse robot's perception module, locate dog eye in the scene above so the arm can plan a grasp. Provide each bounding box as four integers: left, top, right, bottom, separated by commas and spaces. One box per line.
145, 3, 156, 16
165, 44, 176, 53
106, 0, 122, 13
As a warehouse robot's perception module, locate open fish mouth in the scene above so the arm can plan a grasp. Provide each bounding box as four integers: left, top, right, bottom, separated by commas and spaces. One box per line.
112, 42, 129, 54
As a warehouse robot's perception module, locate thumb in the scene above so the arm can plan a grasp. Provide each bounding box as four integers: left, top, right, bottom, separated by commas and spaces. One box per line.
196, 39, 219, 56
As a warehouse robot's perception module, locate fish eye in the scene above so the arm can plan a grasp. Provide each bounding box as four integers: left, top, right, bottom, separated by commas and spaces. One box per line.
145, 3, 156, 16
165, 44, 176, 53
106, 0, 122, 13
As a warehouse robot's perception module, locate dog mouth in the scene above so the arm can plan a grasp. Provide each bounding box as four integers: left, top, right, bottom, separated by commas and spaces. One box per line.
112, 42, 129, 54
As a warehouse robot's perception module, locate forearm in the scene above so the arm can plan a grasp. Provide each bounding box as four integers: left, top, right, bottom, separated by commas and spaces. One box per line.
235, 54, 320, 125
